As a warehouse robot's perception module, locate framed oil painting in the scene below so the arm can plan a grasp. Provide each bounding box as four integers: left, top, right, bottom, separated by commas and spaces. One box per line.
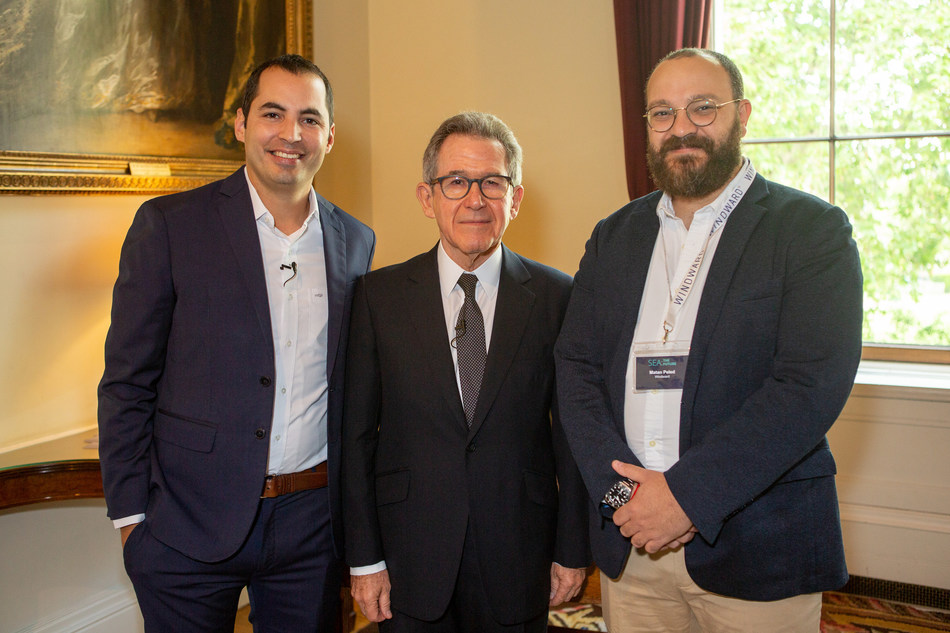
0, 0, 312, 194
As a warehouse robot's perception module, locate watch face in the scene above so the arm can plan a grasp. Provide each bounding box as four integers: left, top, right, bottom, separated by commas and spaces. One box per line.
617, 484, 631, 504
605, 479, 641, 509
606, 481, 632, 509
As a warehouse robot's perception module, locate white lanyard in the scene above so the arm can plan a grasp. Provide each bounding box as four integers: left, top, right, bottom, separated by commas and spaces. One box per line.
662, 161, 756, 342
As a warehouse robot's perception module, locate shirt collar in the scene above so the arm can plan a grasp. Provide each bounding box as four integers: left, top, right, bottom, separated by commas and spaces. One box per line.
244, 166, 320, 233
437, 242, 503, 300
656, 157, 752, 223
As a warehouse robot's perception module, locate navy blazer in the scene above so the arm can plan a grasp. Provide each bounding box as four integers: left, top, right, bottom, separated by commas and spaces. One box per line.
555, 175, 862, 600
342, 245, 589, 625
98, 168, 375, 562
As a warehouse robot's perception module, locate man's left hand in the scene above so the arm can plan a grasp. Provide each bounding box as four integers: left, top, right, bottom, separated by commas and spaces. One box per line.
549, 563, 586, 606
611, 460, 694, 554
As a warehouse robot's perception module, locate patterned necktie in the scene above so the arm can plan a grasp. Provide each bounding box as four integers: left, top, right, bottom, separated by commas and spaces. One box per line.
455, 273, 486, 426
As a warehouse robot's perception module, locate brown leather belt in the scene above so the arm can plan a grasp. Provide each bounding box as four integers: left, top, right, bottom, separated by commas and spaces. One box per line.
261, 463, 328, 498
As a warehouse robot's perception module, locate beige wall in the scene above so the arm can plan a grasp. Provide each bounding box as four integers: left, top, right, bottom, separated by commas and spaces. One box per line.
314, 0, 629, 271
0, 196, 144, 449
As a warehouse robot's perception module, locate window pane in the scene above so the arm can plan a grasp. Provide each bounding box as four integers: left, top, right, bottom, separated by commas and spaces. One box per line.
836, 1, 950, 135
743, 141, 829, 200
720, 0, 830, 139
837, 137, 950, 344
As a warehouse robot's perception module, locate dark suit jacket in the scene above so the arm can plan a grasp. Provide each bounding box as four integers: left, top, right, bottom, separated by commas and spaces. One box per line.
342, 244, 590, 625
555, 175, 862, 601
98, 168, 375, 562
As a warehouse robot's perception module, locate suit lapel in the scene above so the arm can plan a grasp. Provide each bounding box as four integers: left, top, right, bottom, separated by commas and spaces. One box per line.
608, 202, 661, 422
680, 176, 769, 442
319, 195, 346, 380
217, 170, 273, 346
468, 246, 533, 439
406, 247, 468, 427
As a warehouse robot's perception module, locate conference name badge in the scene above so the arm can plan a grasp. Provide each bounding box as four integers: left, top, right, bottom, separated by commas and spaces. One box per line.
633, 341, 689, 392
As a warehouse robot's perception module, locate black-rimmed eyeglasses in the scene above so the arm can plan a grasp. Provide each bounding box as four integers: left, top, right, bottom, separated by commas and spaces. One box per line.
430, 175, 513, 200
643, 98, 743, 132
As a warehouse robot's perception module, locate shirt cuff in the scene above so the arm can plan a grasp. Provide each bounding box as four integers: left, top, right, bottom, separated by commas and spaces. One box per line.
112, 514, 145, 529
350, 561, 387, 576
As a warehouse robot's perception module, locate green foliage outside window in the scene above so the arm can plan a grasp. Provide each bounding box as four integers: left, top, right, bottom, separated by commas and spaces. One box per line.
718, 0, 950, 346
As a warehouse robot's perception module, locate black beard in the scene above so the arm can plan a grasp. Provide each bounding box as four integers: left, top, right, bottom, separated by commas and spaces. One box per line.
647, 120, 743, 199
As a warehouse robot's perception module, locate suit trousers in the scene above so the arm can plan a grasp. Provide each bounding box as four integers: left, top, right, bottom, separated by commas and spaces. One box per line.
123, 487, 341, 633
601, 546, 821, 633
379, 521, 547, 633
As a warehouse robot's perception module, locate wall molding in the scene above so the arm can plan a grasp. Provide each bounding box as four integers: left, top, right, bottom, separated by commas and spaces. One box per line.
829, 369, 950, 590
18, 588, 140, 633
839, 502, 950, 535
840, 394, 950, 430
836, 474, 950, 516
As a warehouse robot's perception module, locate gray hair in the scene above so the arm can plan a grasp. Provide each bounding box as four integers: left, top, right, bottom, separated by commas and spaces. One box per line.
422, 111, 523, 186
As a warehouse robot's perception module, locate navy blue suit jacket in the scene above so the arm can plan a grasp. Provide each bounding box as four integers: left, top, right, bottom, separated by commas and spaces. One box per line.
98, 168, 375, 562
555, 175, 862, 600
342, 245, 589, 624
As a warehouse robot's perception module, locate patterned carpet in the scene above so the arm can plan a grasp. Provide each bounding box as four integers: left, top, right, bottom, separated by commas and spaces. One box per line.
546, 592, 950, 632
820, 591, 950, 633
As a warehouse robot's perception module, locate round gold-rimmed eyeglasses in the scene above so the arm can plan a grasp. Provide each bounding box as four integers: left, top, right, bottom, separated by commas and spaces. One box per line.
643, 98, 742, 132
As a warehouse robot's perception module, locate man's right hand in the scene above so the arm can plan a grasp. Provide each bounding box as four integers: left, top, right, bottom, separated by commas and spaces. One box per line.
350, 569, 393, 623
119, 523, 140, 548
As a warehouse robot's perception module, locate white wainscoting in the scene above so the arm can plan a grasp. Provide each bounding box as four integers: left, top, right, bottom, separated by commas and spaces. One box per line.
829, 362, 950, 590
0, 499, 144, 633
19, 589, 141, 633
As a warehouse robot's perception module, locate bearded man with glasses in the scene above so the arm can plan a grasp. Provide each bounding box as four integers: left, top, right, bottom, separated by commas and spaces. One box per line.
342, 111, 589, 632
556, 48, 863, 633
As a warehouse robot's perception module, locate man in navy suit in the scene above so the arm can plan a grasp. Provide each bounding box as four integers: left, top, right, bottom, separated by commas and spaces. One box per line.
555, 49, 863, 632
342, 112, 589, 632
98, 54, 374, 632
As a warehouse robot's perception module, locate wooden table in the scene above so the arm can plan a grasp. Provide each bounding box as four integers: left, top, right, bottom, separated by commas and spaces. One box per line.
0, 429, 102, 510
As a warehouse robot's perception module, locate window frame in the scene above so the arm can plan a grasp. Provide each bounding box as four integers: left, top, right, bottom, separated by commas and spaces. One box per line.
713, 0, 950, 365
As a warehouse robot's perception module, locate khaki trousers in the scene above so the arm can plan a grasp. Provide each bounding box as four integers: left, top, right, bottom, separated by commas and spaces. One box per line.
601, 546, 821, 633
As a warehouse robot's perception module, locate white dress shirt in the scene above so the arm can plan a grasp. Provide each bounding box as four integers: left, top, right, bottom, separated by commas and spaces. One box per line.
248, 171, 330, 475
623, 160, 756, 471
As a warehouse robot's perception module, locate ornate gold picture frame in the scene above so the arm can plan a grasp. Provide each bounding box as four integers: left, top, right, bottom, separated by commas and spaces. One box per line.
0, 0, 311, 194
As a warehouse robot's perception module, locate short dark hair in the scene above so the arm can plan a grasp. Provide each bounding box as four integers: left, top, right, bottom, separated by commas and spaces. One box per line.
240, 54, 334, 124
422, 112, 523, 186
647, 48, 745, 101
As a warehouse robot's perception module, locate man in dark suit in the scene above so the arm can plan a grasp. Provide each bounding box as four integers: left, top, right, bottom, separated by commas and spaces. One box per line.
342, 112, 589, 632
98, 54, 375, 632
555, 49, 863, 632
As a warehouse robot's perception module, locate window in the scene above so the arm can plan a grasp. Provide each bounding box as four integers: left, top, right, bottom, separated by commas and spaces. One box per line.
714, 0, 950, 361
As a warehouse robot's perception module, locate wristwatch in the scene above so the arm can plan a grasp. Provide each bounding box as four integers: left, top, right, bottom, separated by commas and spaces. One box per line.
601, 478, 639, 512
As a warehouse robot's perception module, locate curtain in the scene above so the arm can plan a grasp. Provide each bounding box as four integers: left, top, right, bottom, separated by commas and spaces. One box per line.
613, 0, 713, 200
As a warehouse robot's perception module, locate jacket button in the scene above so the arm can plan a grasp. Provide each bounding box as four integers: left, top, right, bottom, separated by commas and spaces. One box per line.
259, 376, 271, 387
255, 428, 266, 439
466, 442, 476, 453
